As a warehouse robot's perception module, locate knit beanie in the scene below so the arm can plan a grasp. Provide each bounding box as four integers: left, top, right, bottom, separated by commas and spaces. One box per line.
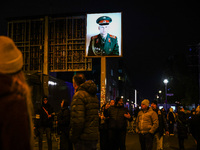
141, 99, 150, 107
0, 36, 23, 74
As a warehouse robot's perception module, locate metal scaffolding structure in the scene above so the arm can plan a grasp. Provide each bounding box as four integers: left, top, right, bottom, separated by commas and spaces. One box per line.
7, 15, 92, 73
7, 15, 92, 98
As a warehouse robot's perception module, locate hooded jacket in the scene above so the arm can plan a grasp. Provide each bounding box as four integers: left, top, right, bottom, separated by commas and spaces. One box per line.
0, 74, 32, 150
70, 80, 99, 143
136, 107, 159, 134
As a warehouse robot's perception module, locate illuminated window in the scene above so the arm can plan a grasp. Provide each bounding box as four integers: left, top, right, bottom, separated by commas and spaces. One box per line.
118, 76, 121, 80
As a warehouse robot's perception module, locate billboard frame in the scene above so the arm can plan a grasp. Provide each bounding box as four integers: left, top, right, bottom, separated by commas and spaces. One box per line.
85, 12, 123, 58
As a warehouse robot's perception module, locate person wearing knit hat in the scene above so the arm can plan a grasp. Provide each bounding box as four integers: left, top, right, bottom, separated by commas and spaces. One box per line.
141, 99, 150, 107
136, 99, 159, 150
0, 36, 34, 150
0, 36, 23, 74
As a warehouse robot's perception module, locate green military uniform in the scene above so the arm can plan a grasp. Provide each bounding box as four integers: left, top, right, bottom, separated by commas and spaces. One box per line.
87, 16, 119, 56
88, 33, 119, 56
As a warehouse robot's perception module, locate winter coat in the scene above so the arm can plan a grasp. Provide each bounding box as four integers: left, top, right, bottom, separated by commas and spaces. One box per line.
177, 111, 188, 139
104, 105, 133, 130
0, 74, 32, 150
136, 107, 159, 134
57, 107, 70, 134
190, 114, 200, 141
70, 80, 99, 143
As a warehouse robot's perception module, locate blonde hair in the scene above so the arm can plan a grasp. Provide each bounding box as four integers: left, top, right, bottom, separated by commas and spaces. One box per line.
10, 71, 34, 149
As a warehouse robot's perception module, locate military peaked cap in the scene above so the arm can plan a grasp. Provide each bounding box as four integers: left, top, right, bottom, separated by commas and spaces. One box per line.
96, 16, 112, 25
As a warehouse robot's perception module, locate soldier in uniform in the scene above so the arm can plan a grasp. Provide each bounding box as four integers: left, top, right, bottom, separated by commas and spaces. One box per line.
88, 16, 119, 56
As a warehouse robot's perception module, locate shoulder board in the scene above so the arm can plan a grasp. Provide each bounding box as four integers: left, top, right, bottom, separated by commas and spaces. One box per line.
109, 34, 117, 39
91, 35, 98, 39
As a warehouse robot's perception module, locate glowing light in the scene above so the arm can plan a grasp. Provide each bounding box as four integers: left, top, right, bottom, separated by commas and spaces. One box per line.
48, 81, 57, 86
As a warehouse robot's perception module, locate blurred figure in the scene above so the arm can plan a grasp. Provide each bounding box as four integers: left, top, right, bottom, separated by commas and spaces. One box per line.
0, 36, 34, 150
37, 96, 54, 150
151, 100, 169, 150
161, 108, 167, 118
176, 107, 188, 150
167, 108, 176, 136
136, 99, 159, 150
104, 97, 132, 150
70, 73, 99, 150
57, 99, 72, 150
99, 103, 109, 150
190, 106, 200, 150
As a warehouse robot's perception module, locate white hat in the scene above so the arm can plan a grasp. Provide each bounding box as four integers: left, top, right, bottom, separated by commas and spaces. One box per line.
141, 99, 150, 107
0, 36, 23, 74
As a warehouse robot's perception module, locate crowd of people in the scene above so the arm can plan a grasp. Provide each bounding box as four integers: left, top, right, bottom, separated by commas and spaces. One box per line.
0, 36, 200, 150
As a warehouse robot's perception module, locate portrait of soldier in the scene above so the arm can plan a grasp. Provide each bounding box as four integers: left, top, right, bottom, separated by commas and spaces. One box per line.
88, 16, 119, 56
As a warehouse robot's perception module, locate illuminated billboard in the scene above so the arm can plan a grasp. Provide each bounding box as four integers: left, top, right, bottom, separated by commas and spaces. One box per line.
86, 12, 122, 57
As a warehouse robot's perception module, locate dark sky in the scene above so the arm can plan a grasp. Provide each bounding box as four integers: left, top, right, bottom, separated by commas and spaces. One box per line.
1, 1, 200, 100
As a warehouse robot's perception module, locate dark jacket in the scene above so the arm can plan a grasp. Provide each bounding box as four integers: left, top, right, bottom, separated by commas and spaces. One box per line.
153, 107, 168, 137
167, 112, 175, 124
190, 114, 200, 141
70, 80, 99, 143
177, 111, 188, 139
0, 74, 32, 150
104, 105, 133, 130
38, 103, 54, 128
57, 107, 70, 134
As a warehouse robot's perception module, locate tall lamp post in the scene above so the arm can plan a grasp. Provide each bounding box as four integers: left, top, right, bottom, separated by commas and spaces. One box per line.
163, 79, 169, 109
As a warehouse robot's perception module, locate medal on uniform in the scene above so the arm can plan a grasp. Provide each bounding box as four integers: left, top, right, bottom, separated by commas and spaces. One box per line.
96, 39, 99, 44
108, 38, 111, 43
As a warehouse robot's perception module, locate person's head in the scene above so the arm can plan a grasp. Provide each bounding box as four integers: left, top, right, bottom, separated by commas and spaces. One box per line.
151, 100, 158, 110
115, 97, 123, 106
72, 73, 86, 90
180, 107, 184, 112
96, 16, 112, 38
110, 100, 115, 106
98, 25, 109, 37
43, 96, 48, 104
141, 99, 150, 110
169, 107, 173, 112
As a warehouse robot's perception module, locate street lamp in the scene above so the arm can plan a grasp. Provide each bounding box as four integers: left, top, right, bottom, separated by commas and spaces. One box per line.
163, 79, 169, 109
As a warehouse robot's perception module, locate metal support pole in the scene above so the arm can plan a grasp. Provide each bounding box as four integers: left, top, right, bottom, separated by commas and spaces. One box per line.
100, 57, 106, 107
135, 89, 137, 107
165, 83, 167, 110
43, 16, 49, 97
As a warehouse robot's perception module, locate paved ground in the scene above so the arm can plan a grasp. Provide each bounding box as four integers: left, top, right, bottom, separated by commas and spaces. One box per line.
34, 133, 197, 150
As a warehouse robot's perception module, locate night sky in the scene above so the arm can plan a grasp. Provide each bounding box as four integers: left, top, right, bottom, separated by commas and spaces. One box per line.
1, 1, 200, 100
